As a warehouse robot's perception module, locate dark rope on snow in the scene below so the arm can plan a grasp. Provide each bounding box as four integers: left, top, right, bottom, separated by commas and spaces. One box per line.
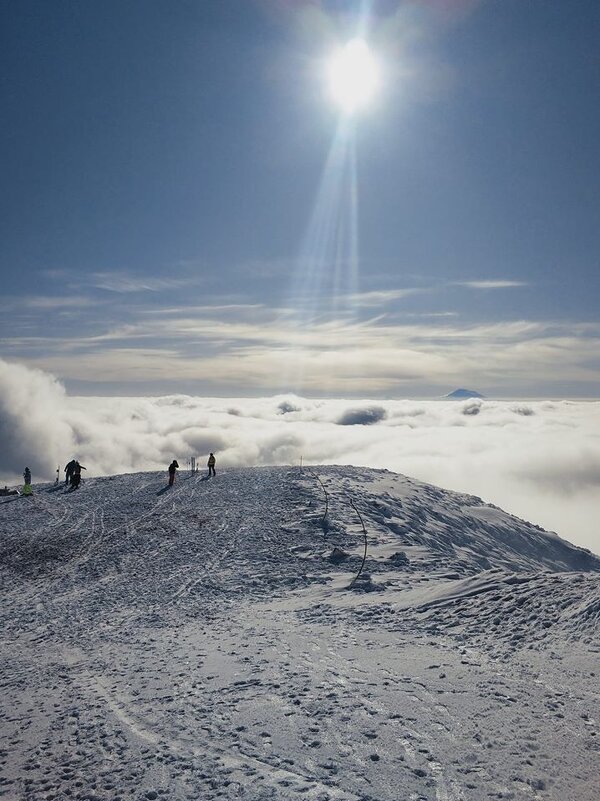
307, 468, 329, 527
304, 469, 368, 587
349, 498, 368, 587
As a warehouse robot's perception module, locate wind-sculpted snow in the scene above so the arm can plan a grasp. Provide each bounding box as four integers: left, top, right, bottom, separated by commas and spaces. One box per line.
1, 466, 599, 801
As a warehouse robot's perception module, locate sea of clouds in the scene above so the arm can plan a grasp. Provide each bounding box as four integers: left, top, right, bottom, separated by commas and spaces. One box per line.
1, 358, 599, 554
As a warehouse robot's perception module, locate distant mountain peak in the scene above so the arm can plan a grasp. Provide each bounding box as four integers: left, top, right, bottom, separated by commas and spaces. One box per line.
446, 388, 485, 399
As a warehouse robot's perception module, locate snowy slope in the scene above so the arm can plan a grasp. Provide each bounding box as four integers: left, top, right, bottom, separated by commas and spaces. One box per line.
1, 466, 598, 801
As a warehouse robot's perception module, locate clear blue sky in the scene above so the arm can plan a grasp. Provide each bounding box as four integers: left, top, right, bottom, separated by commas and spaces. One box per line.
1, 0, 599, 397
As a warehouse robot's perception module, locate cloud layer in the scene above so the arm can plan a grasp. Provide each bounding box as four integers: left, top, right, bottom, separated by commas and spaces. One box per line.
1, 359, 598, 554
3, 267, 599, 398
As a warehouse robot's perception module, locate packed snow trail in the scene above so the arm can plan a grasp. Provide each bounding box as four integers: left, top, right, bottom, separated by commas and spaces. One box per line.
1, 466, 598, 801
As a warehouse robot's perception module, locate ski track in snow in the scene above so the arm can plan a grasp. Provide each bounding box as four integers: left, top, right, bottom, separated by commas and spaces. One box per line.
1, 465, 599, 801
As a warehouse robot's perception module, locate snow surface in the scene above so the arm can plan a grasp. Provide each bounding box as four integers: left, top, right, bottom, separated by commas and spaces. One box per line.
1, 466, 599, 801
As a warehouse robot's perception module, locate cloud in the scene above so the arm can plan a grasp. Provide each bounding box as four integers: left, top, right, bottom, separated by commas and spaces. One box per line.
23, 296, 97, 310
455, 280, 528, 290
344, 289, 421, 307
91, 273, 197, 293
3, 282, 599, 396
278, 400, 301, 414
11, 314, 597, 399
1, 360, 599, 555
140, 304, 267, 318
462, 400, 482, 415
0, 360, 76, 481
510, 405, 535, 416
337, 406, 387, 426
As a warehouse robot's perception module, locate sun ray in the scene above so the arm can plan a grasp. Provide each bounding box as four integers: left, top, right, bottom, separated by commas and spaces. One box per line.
281, 8, 381, 393
283, 118, 361, 392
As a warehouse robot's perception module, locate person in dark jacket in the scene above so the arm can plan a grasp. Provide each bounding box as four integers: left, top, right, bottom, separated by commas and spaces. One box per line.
65, 459, 76, 485
168, 460, 179, 486
71, 462, 86, 489
207, 453, 216, 477
23, 467, 31, 485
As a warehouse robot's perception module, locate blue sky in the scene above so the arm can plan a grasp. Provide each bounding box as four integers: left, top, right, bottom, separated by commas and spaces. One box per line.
1, 0, 599, 397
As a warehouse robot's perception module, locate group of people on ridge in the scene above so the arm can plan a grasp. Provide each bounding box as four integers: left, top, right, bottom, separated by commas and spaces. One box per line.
12, 454, 216, 495
168, 453, 216, 486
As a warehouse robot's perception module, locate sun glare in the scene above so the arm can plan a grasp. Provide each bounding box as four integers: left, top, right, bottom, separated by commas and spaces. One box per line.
327, 39, 380, 115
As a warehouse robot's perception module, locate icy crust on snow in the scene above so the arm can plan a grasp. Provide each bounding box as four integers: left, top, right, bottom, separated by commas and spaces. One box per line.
1, 466, 599, 801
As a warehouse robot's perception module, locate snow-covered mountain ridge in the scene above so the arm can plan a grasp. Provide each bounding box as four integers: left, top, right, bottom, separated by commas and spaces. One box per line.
1, 466, 599, 801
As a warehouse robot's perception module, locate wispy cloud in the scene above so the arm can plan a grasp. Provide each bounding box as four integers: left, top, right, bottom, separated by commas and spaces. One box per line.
404, 311, 459, 318
138, 303, 268, 318
6, 308, 598, 398
2, 294, 98, 312
2, 286, 598, 396
345, 288, 421, 307
91, 273, 198, 293
455, 280, 529, 290
24, 296, 97, 310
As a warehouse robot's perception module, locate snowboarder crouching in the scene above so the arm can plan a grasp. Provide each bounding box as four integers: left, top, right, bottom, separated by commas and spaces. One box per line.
71, 462, 86, 489
207, 453, 216, 477
168, 460, 179, 486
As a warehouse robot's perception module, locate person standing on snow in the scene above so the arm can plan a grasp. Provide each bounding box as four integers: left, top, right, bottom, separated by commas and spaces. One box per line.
207, 453, 216, 477
64, 459, 76, 485
168, 460, 179, 487
22, 468, 33, 496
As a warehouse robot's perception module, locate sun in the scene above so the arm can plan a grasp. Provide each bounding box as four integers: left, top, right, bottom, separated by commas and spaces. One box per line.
327, 39, 380, 115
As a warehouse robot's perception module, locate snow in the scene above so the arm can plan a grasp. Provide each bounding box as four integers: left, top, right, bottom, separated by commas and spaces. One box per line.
1, 465, 599, 801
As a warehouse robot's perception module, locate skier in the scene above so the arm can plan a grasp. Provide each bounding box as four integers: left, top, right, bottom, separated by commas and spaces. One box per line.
23, 467, 31, 485
71, 461, 86, 490
65, 459, 76, 485
207, 453, 216, 478
168, 459, 179, 487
